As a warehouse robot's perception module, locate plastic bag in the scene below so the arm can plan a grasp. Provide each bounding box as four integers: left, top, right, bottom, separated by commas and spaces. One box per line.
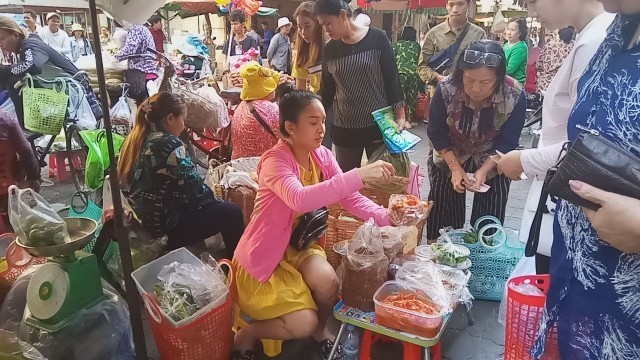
388, 194, 431, 226
366, 145, 411, 193
109, 87, 132, 136
406, 162, 423, 198
0, 329, 46, 360
371, 107, 421, 153
17, 279, 134, 360
431, 231, 471, 268
175, 87, 218, 130
379, 226, 403, 262
342, 220, 389, 311
8, 186, 70, 247
491, 9, 506, 34
153, 260, 228, 322
498, 256, 536, 326
101, 176, 134, 224
395, 261, 451, 312
195, 86, 230, 129
80, 130, 125, 190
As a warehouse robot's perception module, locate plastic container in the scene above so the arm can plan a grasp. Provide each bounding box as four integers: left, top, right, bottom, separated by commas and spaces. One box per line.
504, 275, 558, 360
414, 245, 436, 262
373, 281, 445, 339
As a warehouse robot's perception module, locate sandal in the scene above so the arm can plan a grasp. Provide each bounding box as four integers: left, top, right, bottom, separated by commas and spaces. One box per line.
230, 350, 255, 360
318, 338, 343, 360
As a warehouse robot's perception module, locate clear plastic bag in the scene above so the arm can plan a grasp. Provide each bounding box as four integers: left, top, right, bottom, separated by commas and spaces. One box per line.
367, 145, 410, 195
342, 220, 389, 312
109, 88, 132, 136
8, 185, 70, 247
379, 226, 403, 262
388, 194, 431, 226
395, 261, 451, 312
431, 230, 471, 268
498, 256, 537, 326
1, 274, 135, 360
0, 329, 46, 360
153, 260, 228, 323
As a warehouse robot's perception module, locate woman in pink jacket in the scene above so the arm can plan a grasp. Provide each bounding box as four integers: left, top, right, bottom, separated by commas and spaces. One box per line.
232, 87, 394, 360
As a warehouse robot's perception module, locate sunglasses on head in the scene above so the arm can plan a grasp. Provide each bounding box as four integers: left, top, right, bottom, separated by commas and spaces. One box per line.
463, 50, 502, 67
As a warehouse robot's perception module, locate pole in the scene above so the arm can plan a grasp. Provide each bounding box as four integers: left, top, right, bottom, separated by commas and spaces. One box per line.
86, 1, 148, 358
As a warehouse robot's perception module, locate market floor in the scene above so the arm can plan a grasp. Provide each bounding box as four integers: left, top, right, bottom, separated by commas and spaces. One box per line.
40, 123, 533, 360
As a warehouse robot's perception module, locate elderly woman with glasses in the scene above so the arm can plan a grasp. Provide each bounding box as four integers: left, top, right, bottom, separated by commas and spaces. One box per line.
425, 40, 526, 240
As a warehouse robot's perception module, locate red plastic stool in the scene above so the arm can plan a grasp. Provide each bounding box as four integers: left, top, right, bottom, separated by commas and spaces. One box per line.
48, 150, 85, 182
359, 330, 441, 360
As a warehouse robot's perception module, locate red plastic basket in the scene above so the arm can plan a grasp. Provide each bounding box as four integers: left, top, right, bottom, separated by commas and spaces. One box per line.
142, 259, 235, 360
504, 275, 559, 360
0, 234, 47, 302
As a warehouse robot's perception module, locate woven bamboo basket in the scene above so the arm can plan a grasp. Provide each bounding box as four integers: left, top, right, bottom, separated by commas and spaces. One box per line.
212, 184, 256, 226
325, 201, 434, 269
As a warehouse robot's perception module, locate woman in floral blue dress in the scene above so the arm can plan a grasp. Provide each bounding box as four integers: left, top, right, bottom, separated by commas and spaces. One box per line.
532, 2, 640, 358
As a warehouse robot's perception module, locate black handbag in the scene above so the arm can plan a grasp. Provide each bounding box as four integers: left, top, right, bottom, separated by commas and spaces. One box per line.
290, 207, 329, 251
427, 24, 471, 75
546, 130, 640, 211
124, 69, 148, 101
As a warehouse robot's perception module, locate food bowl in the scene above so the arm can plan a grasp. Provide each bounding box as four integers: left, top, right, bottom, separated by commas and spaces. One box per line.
16, 217, 98, 257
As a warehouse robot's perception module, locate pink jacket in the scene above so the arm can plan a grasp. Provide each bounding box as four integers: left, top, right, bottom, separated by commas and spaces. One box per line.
234, 140, 390, 282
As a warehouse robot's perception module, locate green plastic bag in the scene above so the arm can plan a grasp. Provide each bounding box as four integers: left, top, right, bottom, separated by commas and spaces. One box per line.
79, 130, 125, 190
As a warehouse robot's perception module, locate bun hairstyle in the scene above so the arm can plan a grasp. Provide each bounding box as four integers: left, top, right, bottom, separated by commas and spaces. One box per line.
510, 18, 528, 42
315, 0, 352, 17
277, 87, 322, 138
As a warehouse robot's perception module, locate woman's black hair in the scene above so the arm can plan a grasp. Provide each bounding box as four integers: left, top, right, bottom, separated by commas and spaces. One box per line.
399, 26, 417, 42
278, 87, 322, 138
316, 0, 352, 17
510, 18, 528, 42
275, 81, 297, 103
451, 40, 507, 95
558, 26, 575, 44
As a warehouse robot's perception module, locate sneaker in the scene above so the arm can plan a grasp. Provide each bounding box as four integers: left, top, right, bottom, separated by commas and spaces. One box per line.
318, 338, 343, 360
230, 350, 255, 360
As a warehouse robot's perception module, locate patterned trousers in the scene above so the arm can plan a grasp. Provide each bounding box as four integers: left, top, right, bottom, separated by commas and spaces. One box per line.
426, 153, 511, 240
399, 73, 422, 122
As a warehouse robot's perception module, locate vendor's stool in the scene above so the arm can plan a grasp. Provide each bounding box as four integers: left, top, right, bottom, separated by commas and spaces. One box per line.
360, 331, 441, 360
232, 305, 283, 357
48, 150, 85, 182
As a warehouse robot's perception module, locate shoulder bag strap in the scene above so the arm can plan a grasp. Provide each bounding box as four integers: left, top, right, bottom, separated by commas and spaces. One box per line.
452, 23, 472, 50
247, 101, 277, 139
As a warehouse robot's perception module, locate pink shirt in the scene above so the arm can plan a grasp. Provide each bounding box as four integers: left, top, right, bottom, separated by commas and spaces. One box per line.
234, 140, 390, 282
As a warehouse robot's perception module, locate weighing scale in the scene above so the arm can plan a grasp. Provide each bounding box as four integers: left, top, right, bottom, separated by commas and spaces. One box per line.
16, 217, 107, 332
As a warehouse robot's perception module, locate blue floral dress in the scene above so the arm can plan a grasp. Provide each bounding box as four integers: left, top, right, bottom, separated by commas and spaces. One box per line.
533, 14, 640, 359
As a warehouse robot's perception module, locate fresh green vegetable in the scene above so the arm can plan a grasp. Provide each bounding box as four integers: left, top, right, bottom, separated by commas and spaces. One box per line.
463, 231, 478, 244
367, 146, 411, 193
432, 242, 469, 267
154, 282, 200, 322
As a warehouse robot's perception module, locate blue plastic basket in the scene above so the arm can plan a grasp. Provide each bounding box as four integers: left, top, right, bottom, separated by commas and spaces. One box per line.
445, 216, 525, 301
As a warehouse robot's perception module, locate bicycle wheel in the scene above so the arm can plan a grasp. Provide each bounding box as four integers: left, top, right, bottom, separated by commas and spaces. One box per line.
66, 125, 92, 195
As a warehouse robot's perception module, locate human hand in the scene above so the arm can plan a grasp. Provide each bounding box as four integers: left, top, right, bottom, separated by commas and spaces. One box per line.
278, 72, 294, 84
570, 180, 640, 253
436, 74, 446, 83
357, 160, 396, 184
467, 169, 487, 193
450, 166, 469, 193
497, 150, 525, 180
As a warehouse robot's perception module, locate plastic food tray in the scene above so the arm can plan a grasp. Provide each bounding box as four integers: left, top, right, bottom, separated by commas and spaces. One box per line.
373, 281, 445, 338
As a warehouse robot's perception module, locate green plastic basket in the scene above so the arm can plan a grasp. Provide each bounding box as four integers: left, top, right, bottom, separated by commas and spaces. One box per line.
21, 74, 69, 135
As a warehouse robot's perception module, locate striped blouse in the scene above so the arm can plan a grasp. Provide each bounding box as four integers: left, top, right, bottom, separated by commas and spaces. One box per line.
320, 27, 404, 148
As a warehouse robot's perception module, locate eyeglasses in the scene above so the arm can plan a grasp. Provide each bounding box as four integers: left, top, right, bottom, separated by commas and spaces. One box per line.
463, 50, 502, 67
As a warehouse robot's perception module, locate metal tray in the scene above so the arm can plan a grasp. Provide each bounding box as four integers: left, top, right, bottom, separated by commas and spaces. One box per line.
16, 217, 98, 258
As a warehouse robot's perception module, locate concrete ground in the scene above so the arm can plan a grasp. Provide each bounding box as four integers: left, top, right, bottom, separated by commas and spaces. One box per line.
36, 122, 533, 360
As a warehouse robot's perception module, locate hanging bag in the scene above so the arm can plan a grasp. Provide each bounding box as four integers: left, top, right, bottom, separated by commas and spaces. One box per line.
427, 24, 470, 75
21, 74, 69, 135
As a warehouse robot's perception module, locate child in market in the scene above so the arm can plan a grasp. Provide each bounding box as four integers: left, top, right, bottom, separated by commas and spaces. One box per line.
231, 87, 396, 360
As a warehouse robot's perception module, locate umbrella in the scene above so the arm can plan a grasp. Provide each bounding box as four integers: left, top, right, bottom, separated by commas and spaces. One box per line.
163, 0, 222, 16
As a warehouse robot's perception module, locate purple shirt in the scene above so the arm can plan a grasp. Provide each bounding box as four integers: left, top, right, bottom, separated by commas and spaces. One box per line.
0, 109, 39, 180
116, 25, 159, 75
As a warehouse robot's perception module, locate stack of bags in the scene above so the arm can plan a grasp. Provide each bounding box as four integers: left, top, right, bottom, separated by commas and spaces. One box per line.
75, 53, 127, 90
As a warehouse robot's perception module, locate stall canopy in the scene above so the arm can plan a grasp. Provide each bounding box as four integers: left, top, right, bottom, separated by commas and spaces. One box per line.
163, 0, 278, 18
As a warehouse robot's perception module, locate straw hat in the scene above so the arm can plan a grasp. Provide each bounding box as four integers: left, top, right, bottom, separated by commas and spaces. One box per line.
239, 61, 280, 101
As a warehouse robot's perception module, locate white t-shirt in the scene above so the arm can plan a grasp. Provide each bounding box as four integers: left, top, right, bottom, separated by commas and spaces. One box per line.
37, 27, 72, 61
520, 12, 617, 178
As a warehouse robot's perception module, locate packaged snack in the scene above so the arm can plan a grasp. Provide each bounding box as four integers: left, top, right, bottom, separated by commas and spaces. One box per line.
388, 195, 431, 226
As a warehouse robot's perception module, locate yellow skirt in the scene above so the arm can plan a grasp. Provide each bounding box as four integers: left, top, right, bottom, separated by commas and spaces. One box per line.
233, 245, 326, 321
